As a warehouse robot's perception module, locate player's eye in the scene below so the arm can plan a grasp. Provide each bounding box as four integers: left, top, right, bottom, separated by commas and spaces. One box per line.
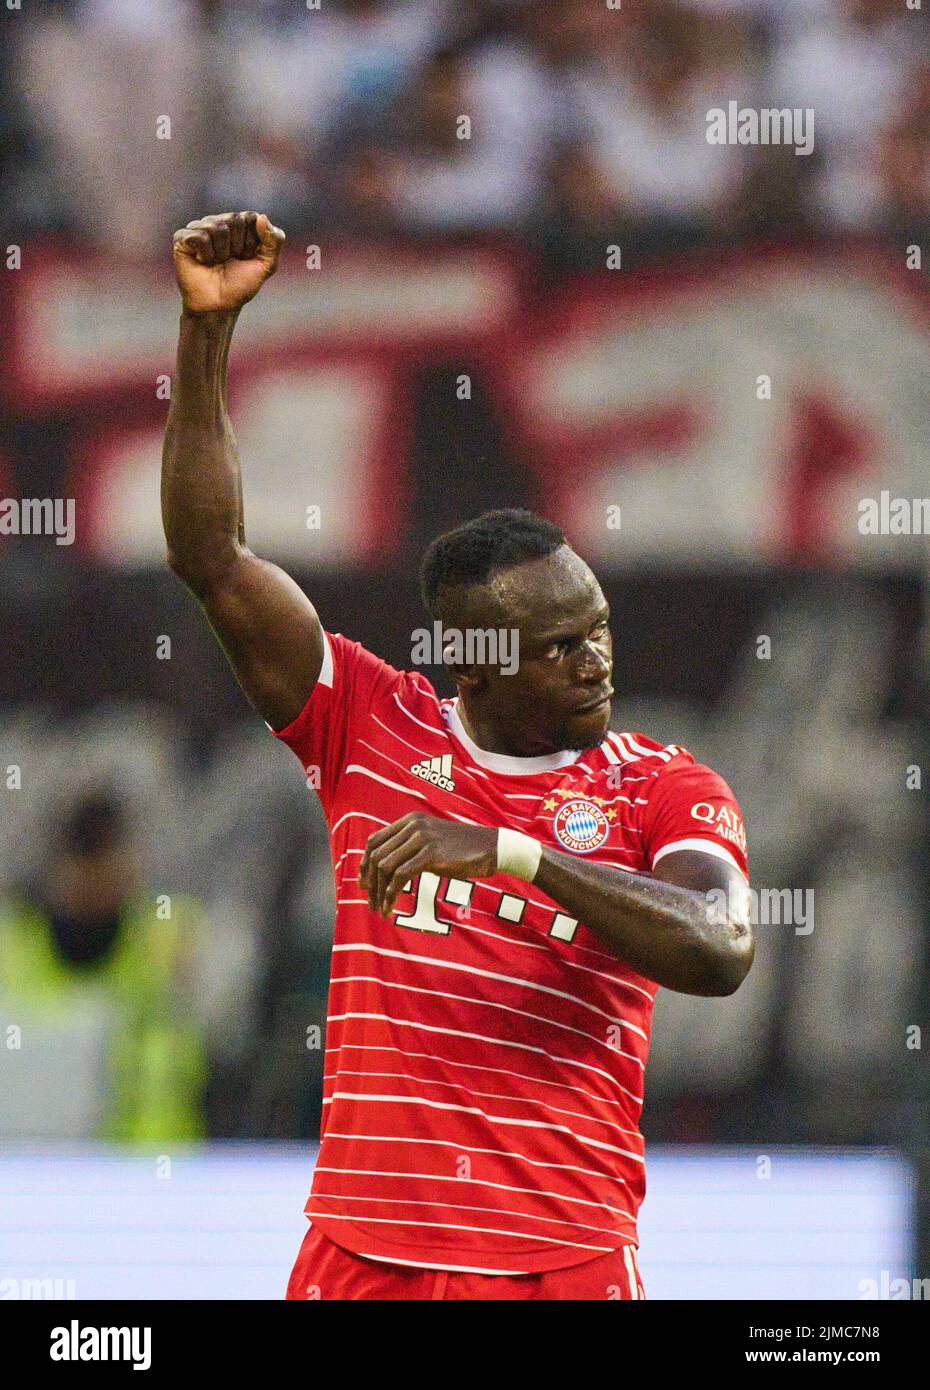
544, 638, 572, 659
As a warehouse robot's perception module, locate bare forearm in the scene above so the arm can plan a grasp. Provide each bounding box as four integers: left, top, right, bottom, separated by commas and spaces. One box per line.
534, 847, 752, 996
161, 308, 244, 590
360, 811, 753, 997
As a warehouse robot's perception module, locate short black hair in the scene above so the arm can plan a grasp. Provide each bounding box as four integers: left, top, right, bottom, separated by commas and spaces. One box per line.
420, 509, 565, 620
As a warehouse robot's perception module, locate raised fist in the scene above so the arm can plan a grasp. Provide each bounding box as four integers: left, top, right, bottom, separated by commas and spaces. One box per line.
172, 211, 285, 314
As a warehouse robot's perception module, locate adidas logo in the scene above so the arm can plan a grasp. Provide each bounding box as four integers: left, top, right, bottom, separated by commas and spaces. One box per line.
411, 754, 456, 792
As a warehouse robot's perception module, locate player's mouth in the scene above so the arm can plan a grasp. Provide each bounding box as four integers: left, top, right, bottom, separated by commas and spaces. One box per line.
572, 687, 614, 714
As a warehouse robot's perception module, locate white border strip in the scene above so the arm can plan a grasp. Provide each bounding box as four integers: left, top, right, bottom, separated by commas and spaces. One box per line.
651, 837, 746, 878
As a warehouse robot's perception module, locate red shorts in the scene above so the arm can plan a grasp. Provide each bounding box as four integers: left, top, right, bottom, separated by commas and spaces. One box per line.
285, 1223, 646, 1301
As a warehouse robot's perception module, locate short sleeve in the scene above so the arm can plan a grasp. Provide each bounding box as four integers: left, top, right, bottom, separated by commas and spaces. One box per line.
269, 631, 405, 814
641, 758, 749, 881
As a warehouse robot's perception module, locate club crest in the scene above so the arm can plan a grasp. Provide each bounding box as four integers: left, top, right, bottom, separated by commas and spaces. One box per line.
552, 798, 610, 854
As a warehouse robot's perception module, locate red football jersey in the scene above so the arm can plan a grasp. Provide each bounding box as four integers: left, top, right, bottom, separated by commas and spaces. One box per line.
272, 631, 749, 1275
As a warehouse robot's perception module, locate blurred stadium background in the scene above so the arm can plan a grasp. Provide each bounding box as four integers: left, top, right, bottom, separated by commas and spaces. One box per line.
0, 0, 928, 1298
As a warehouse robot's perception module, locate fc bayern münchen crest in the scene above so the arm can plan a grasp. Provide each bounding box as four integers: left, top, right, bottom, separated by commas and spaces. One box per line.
552, 798, 610, 854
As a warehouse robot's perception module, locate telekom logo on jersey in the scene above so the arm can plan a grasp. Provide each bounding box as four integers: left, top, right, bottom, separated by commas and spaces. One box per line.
690, 801, 747, 852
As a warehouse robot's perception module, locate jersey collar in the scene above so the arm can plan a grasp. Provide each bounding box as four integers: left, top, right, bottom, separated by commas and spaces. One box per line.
443, 699, 583, 776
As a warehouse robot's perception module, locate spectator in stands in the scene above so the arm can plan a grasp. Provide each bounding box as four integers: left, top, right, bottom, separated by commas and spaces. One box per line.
0, 16, 71, 241
208, 0, 453, 234
570, 2, 752, 247
17, 0, 215, 257
11, 0, 924, 256
327, 34, 563, 237
874, 62, 930, 239
769, 0, 928, 233
0, 787, 211, 1141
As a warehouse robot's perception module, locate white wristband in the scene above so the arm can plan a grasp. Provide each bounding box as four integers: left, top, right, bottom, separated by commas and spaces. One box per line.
497, 828, 542, 883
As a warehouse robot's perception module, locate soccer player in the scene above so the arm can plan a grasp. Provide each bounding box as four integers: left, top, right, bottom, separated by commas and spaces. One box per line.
162, 212, 753, 1301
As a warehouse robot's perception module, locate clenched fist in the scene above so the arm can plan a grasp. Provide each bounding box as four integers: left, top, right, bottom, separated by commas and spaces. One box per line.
172, 211, 285, 314
360, 813, 499, 918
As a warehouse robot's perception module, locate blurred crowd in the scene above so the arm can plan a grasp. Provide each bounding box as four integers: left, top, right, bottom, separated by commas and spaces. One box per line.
2, 0, 930, 266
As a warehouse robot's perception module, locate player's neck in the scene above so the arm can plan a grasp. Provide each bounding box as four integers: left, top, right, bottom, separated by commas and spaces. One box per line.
454, 698, 560, 759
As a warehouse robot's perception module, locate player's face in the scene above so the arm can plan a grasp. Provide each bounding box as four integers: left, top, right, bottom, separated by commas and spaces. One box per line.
457, 546, 614, 756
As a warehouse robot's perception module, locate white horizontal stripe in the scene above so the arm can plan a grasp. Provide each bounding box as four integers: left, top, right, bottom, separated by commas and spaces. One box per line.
327, 1042, 643, 1118
349, 1253, 523, 1275
476, 890, 646, 971
614, 731, 674, 763
326, 1090, 646, 1162
439, 909, 552, 955
323, 1130, 641, 1187
325, 1012, 643, 1102
323, 1069, 643, 1140
341, 768, 483, 826
304, 1208, 613, 1252
358, 738, 528, 823
332, 941, 648, 1042
345, 764, 430, 801
408, 1108, 641, 1162
315, 1165, 636, 1219
371, 712, 495, 792
370, 712, 443, 762
606, 732, 644, 764
330, 973, 645, 1064
310, 1191, 625, 1237
336, 879, 561, 957
392, 692, 445, 736
330, 810, 390, 837
651, 837, 746, 878
554, 955, 656, 1002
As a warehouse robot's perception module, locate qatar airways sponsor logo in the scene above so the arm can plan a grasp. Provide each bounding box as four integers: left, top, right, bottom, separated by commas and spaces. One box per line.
690, 800, 747, 852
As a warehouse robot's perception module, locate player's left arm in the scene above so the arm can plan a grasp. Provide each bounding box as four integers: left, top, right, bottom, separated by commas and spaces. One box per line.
534, 845, 753, 997
359, 817, 752, 997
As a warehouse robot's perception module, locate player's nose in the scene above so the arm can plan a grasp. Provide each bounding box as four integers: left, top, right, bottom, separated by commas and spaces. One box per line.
578, 642, 611, 682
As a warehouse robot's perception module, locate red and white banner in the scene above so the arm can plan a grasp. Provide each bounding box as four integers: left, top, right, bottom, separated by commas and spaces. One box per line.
4, 241, 927, 569
500, 246, 930, 569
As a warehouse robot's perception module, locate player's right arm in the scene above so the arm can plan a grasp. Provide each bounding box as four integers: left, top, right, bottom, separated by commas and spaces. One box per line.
161, 211, 325, 732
